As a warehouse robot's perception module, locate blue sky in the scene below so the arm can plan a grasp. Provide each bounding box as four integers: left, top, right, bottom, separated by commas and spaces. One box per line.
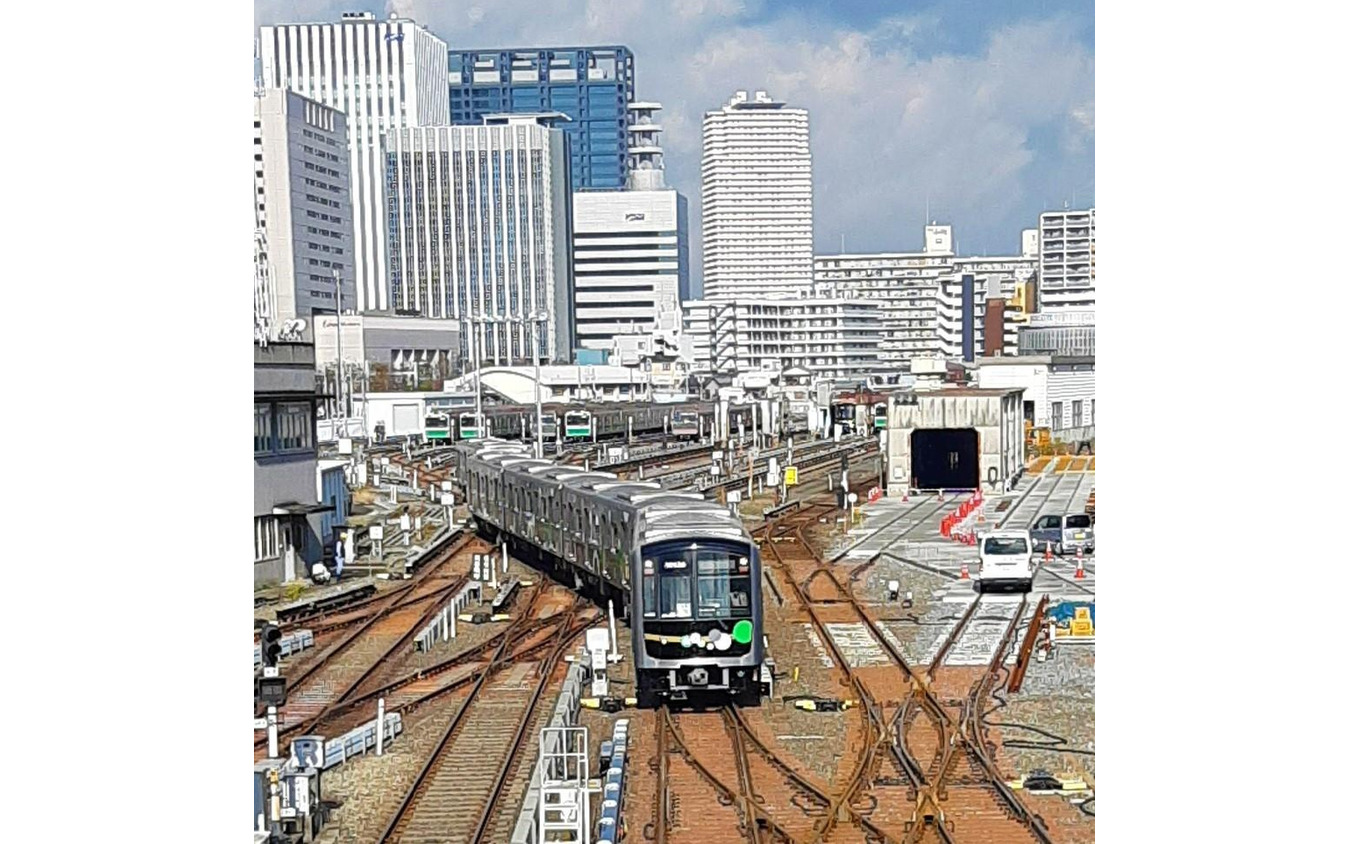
256, 0, 1094, 287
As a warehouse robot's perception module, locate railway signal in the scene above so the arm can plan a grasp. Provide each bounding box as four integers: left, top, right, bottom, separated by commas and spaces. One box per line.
260, 623, 283, 668
256, 675, 287, 708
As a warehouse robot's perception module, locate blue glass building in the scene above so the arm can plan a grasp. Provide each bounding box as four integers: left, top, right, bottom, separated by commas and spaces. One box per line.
448, 46, 634, 191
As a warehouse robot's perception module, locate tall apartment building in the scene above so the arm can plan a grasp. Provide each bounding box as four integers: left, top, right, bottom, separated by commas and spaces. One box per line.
1038, 208, 1095, 309
259, 11, 449, 313
682, 296, 883, 382
814, 224, 1036, 364
384, 115, 574, 365
254, 89, 355, 321
701, 91, 813, 299
449, 46, 634, 191
572, 102, 689, 351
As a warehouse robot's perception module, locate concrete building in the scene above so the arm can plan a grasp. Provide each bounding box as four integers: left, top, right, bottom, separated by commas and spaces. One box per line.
446, 364, 652, 404
354, 391, 476, 439
259, 11, 450, 312
606, 305, 693, 396
254, 89, 354, 321
572, 101, 689, 350
682, 295, 884, 383
384, 115, 574, 363
701, 91, 813, 299
1038, 208, 1095, 310
1021, 228, 1039, 259
313, 312, 461, 379
884, 388, 1025, 494
254, 341, 329, 586
974, 354, 1095, 438
814, 225, 1036, 366
448, 46, 635, 191
1017, 311, 1095, 357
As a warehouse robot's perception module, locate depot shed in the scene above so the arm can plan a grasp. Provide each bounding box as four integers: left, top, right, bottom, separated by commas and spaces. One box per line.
885, 388, 1025, 494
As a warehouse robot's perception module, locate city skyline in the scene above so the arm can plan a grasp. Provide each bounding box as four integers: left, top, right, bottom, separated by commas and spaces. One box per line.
253, 0, 1096, 296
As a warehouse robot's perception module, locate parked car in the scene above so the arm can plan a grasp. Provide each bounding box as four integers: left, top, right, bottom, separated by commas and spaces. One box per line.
976, 529, 1036, 593
1030, 513, 1095, 556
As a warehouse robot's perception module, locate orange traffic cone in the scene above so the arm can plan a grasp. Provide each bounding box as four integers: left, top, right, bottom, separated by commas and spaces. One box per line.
960, 563, 969, 579
1075, 546, 1084, 561
1043, 544, 1053, 563
1074, 558, 1085, 579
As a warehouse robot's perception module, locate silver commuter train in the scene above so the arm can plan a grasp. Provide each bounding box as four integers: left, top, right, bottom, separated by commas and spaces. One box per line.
456, 438, 765, 707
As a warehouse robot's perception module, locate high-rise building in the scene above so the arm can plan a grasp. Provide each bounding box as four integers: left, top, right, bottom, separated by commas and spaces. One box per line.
384, 115, 575, 364
701, 91, 813, 300
813, 224, 1036, 365
259, 11, 449, 313
1037, 208, 1095, 310
449, 46, 634, 191
254, 89, 355, 321
682, 295, 883, 382
572, 102, 689, 351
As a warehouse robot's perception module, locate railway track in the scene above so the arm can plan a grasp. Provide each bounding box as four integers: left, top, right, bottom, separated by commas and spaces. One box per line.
377, 589, 585, 844
253, 533, 488, 759
748, 503, 1054, 843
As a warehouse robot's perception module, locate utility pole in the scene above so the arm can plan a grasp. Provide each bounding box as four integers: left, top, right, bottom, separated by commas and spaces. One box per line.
531, 313, 544, 459
333, 270, 344, 424
472, 311, 483, 433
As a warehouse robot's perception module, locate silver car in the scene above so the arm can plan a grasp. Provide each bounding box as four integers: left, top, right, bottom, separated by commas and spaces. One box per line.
1030, 513, 1095, 556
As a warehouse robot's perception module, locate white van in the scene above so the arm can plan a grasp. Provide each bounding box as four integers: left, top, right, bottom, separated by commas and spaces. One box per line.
976, 529, 1036, 593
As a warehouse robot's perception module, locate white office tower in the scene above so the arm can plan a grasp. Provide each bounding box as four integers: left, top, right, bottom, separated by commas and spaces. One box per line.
573, 102, 690, 350
259, 11, 450, 313
384, 116, 574, 364
1038, 208, 1095, 309
701, 90, 813, 299
254, 89, 355, 322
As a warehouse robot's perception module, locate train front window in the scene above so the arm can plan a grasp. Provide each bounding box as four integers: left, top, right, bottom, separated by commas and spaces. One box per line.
642, 542, 752, 620
695, 549, 752, 619
658, 569, 692, 619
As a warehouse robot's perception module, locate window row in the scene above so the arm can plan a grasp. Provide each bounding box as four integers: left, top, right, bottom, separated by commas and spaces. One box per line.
255, 401, 314, 455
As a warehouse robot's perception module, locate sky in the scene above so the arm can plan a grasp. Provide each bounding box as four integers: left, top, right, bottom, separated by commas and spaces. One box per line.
255, 0, 1094, 293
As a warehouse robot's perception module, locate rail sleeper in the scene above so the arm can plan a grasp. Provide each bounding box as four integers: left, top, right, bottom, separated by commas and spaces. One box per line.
509, 661, 585, 844
394, 680, 537, 843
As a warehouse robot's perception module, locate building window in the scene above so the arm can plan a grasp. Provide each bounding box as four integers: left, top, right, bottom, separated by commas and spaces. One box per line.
255, 516, 279, 562
1051, 402, 1064, 431
277, 402, 313, 452
254, 403, 273, 454
1072, 400, 1083, 428
1091, 399, 1096, 425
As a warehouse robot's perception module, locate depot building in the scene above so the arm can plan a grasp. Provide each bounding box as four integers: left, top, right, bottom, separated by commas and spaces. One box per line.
883, 387, 1025, 494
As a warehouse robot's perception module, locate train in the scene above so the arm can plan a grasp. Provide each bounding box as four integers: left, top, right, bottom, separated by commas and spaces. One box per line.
457, 438, 766, 707
423, 400, 769, 446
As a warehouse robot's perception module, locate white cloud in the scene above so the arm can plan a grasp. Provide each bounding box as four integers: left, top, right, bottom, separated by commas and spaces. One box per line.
256, 1, 1093, 280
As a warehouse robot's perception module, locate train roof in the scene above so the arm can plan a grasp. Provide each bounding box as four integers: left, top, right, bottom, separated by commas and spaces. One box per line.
458, 438, 749, 544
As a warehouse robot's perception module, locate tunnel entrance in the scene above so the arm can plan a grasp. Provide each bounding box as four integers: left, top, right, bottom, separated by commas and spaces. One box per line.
911, 428, 979, 490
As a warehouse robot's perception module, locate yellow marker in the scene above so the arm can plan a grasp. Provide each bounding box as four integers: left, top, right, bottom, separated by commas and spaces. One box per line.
793, 699, 817, 712
792, 666, 800, 683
